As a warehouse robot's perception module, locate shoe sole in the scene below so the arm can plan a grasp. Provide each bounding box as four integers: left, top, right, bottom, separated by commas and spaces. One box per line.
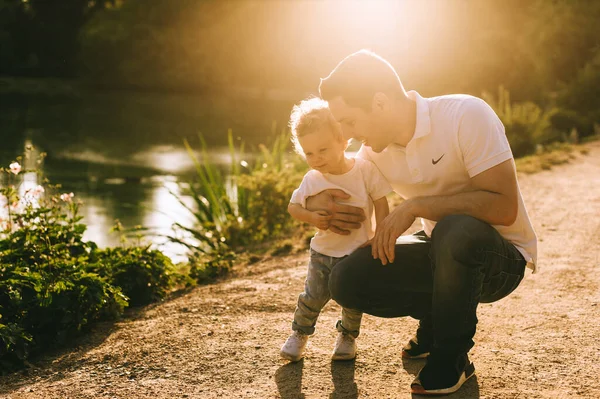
280, 351, 303, 362
331, 353, 356, 361
410, 362, 476, 395
401, 350, 430, 359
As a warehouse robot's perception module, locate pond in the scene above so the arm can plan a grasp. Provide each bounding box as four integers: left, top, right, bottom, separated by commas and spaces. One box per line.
0, 86, 301, 261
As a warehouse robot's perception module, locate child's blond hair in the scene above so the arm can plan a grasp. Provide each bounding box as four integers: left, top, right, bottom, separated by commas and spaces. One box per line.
288, 97, 346, 156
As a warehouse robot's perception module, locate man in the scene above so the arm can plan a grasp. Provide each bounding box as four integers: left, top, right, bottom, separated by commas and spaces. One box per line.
306, 50, 537, 395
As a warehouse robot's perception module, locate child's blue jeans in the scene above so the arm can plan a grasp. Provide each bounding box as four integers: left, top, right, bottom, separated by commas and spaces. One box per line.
292, 249, 363, 338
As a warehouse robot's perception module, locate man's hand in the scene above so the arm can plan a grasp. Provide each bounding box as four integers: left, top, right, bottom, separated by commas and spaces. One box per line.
305, 189, 366, 235
372, 201, 416, 265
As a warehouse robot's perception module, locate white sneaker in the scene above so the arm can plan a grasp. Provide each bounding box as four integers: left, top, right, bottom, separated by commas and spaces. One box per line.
280, 331, 309, 362
332, 332, 357, 360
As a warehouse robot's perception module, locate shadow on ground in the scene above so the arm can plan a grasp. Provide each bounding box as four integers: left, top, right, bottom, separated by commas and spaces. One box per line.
275, 359, 359, 399
0, 320, 119, 395
330, 359, 358, 399
275, 360, 306, 399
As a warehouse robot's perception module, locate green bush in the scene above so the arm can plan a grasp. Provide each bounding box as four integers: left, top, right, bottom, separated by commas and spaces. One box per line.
0, 321, 32, 372
188, 246, 236, 284
556, 51, 600, 138
236, 165, 303, 243
483, 86, 557, 157
0, 200, 127, 373
87, 246, 178, 307
550, 108, 593, 139
170, 130, 306, 261
0, 161, 128, 373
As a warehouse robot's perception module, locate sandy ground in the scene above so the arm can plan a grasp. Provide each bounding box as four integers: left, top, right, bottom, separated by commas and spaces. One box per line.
1, 141, 599, 399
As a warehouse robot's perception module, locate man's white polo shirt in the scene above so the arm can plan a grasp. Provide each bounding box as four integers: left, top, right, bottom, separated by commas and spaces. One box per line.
357, 91, 538, 272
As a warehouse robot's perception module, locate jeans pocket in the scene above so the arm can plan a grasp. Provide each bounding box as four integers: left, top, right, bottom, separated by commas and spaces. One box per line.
481, 271, 524, 303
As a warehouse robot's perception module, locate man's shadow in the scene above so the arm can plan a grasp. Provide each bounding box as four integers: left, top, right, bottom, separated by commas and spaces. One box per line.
329, 359, 358, 399
275, 360, 306, 399
402, 357, 480, 399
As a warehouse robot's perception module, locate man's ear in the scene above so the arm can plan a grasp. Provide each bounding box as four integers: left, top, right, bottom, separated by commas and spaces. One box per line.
371, 92, 390, 113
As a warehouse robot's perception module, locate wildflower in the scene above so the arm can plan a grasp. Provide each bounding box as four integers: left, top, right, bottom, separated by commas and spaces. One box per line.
240, 160, 249, 168
9, 162, 21, 175
32, 185, 45, 197
60, 192, 75, 202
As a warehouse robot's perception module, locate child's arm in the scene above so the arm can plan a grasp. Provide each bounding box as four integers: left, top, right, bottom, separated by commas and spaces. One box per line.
288, 203, 332, 230
373, 196, 390, 227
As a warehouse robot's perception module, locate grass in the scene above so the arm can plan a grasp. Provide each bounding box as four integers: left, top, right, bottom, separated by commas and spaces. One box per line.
515, 140, 594, 174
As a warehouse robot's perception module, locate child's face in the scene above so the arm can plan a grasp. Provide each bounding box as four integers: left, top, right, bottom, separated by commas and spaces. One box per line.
298, 127, 346, 173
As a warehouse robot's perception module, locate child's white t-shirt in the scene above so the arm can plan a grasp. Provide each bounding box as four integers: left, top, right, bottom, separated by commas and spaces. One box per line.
290, 157, 393, 257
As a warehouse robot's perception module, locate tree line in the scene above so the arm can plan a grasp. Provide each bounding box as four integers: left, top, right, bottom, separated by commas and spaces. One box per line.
1, 0, 599, 135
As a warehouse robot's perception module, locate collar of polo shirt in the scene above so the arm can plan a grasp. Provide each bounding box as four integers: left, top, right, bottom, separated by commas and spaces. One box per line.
408, 90, 431, 141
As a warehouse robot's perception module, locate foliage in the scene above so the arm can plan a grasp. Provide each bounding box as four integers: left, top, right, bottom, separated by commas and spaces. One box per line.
166, 128, 306, 285
515, 142, 584, 175
555, 50, 600, 138
236, 165, 304, 243
0, 0, 120, 77
188, 246, 236, 284
169, 129, 305, 264
87, 246, 178, 307
483, 86, 558, 157
0, 162, 127, 373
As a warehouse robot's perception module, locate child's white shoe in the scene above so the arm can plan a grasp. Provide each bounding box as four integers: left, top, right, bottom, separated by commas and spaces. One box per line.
280, 331, 309, 362
332, 332, 357, 360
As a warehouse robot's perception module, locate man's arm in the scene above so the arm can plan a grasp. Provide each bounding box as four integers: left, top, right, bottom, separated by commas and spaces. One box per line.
372, 159, 518, 264
305, 189, 366, 235
288, 203, 332, 230
373, 196, 390, 226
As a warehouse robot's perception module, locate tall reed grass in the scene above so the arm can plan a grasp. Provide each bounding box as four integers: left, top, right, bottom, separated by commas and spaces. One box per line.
168, 128, 305, 261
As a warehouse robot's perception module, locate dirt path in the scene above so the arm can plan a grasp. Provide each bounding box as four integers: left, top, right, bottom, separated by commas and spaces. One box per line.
1, 142, 599, 399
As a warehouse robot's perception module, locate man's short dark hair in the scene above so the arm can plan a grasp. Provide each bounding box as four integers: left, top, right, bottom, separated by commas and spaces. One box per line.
319, 49, 406, 111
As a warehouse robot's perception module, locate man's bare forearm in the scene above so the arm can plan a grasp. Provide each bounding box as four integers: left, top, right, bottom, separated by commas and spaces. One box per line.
405, 190, 517, 227
373, 196, 389, 226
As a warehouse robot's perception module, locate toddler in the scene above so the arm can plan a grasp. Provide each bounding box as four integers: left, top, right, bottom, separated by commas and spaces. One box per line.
280, 98, 392, 362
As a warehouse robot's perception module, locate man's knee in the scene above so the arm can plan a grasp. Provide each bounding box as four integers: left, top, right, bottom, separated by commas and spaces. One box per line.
431, 215, 496, 263
329, 250, 370, 309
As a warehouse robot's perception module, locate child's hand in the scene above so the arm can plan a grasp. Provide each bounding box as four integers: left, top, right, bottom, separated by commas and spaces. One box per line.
311, 210, 332, 230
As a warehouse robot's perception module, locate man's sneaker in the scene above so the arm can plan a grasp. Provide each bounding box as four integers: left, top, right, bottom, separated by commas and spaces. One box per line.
332, 332, 357, 361
410, 352, 476, 395
280, 331, 309, 362
401, 335, 431, 359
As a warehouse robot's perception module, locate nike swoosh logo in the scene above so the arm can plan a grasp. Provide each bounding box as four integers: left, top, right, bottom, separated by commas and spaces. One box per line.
432, 154, 445, 165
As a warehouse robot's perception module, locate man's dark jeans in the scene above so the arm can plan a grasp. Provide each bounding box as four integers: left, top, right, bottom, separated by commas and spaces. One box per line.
329, 214, 527, 355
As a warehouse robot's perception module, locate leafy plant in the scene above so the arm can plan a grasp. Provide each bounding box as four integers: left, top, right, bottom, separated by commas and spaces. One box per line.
87, 246, 178, 307
169, 129, 306, 261
0, 159, 128, 373
483, 86, 558, 157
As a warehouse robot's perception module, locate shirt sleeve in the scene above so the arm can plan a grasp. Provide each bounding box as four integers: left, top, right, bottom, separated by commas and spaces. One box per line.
289, 172, 313, 207
458, 98, 513, 177
362, 160, 393, 201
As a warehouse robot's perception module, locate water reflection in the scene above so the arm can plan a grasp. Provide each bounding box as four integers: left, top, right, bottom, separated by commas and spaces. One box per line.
0, 88, 298, 262
67, 176, 194, 263
1, 160, 197, 263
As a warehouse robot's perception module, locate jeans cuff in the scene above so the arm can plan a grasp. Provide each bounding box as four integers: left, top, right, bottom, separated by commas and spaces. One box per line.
336, 320, 359, 338
292, 321, 315, 336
